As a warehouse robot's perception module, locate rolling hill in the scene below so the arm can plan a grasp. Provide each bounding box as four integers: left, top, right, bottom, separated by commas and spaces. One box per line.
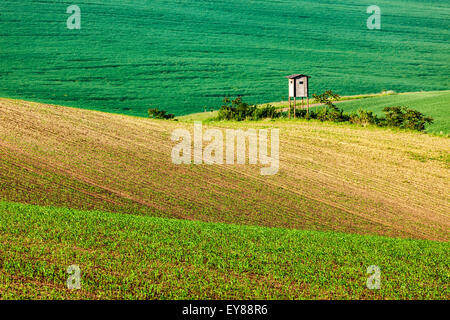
0, 97, 449, 299
1, 0, 449, 116
0, 98, 448, 241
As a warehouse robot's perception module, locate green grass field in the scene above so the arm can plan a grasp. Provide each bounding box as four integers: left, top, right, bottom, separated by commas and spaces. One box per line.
1, 1, 449, 116
1, 201, 448, 299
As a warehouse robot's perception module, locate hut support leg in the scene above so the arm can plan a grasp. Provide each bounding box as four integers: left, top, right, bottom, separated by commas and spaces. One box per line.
307, 97, 310, 114
288, 97, 291, 119
294, 97, 296, 119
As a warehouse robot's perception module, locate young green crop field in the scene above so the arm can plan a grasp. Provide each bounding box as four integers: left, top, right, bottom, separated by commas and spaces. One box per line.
0, 0, 449, 116
1, 201, 448, 300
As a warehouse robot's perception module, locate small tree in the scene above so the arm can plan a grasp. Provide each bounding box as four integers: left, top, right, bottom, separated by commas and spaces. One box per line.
312, 90, 341, 111
403, 108, 433, 131
383, 106, 405, 127
382, 106, 433, 131
254, 104, 281, 120
313, 90, 347, 122
349, 109, 379, 126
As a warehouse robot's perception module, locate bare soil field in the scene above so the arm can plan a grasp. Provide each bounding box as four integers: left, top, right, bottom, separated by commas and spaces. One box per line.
1, 98, 449, 241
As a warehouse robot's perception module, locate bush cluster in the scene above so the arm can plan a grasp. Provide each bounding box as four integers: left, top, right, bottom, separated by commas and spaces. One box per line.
381, 106, 433, 131
297, 104, 432, 132
148, 108, 175, 120
215, 92, 433, 132
148, 92, 433, 132
217, 97, 281, 121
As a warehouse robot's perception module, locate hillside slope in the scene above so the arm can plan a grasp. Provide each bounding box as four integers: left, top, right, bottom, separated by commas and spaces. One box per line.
1, 201, 448, 299
0, 98, 449, 241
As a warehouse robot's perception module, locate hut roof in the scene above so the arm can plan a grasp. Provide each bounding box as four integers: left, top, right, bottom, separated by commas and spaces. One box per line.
285, 74, 311, 79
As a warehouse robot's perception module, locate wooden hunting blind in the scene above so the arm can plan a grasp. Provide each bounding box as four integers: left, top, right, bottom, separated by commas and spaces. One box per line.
287, 74, 310, 98
285, 74, 311, 119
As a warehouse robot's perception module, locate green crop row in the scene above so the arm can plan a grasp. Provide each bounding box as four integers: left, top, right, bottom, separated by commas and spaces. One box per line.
0, 201, 448, 299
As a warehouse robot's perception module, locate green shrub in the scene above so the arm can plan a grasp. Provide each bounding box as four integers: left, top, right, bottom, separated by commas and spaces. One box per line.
312, 90, 348, 122
350, 109, 379, 126
213, 94, 433, 133
383, 106, 406, 127
308, 92, 433, 131
217, 97, 281, 121
402, 108, 434, 131
254, 104, 281, 120
148, 108, 175, 120
382, 106, 433, 131
316, 107, 348, 122
312, 90, 341, 109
